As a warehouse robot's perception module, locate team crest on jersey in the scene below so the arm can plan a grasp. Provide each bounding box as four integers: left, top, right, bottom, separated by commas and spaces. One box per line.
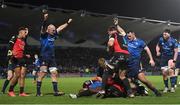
135, 42, 138, 45
169, 43, 172, 46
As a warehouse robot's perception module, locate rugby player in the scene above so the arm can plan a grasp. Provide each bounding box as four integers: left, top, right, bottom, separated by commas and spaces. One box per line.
36, 13, 72, 96
156, 29, 178, 93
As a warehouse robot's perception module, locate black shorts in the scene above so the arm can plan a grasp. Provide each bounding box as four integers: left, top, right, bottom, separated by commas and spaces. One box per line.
34, 66, 40, 72
106, 84, 126, 98
7, 59, 14, 71
109, 53, 129, 72
11, 57, 27, 69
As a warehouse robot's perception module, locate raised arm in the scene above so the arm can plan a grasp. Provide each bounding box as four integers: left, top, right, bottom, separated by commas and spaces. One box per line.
56, 18, 72, 33
40, 13, 48, 34
113, 18, 126, 36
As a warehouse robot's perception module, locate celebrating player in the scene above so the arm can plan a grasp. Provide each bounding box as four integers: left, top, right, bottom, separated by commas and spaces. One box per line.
114, 18, 161, 96
36, 13, 72, 96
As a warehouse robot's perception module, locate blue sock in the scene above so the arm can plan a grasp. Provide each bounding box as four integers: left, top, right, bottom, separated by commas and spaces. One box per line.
52, 82, 59, 93
175, 76, 178, 85
164, 79, 169, 88
170, 76, 176, 88
37, 81, 42, 95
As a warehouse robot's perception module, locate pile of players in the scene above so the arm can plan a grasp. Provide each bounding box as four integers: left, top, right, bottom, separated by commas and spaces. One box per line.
69, 18, 180, 98
1, 13, 180, 98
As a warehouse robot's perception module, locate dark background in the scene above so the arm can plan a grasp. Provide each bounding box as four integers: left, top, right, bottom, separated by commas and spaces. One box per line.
4, 0, 180, 22
0, 0, 179, 71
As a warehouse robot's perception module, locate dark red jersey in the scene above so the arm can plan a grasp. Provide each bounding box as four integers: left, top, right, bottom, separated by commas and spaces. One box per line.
12, 38, 25, 58
110, 33, 129, 54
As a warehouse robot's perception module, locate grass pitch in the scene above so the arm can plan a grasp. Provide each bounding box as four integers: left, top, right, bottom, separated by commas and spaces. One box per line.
0, 76, 180, 104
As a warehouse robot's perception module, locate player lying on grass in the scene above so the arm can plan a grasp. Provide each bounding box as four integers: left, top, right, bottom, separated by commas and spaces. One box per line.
69, 76, 130, 99
69, 73, 148, 98
96, 58, 149, 98
69, 77, 102, 98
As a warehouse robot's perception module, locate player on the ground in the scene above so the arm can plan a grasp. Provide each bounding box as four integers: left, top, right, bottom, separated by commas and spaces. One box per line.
69, 77, 103, 98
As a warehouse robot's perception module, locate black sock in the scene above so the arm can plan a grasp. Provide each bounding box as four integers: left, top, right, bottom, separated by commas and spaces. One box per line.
122, 78, 132, 93
20, 87, 24, 94
175, 76, 178, 85
1, 79, 10, 93
52, 82, 59, 93
78, 90, 93, 97
151, 88, 158, 94
14, 81, 18, 87
33, 76, 36, 81
37, 81, 42, 95
164, 79, 169, 88
102, 72, 110, 91
9, 85, 15, 92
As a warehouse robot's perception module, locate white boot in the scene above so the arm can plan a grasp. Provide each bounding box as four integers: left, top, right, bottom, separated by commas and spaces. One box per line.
69, 94, 77, 99
163, 87, 169, 93
170, 88, 175, 93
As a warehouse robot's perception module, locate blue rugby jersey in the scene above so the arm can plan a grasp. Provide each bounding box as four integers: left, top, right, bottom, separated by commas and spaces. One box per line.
89, 81, 102, 90
126, 37, 146, 58
157, 36, 178, 56
40, 32, 58, 58
34, 58, 40, 67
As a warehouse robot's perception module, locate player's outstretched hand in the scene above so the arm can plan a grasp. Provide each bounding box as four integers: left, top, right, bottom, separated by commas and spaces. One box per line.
44, 13, 48, 21
113, 17, 118, 25
67, 18, 72, 24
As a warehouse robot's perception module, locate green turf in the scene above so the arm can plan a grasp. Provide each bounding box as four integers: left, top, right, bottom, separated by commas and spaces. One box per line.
0, 76, 180, 104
